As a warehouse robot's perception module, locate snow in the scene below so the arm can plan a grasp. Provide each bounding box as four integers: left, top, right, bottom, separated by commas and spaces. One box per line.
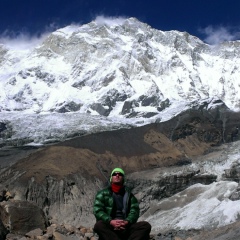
43, 57, 72, 74
130, 79, 153, 95
54, 25, 82, 39
1, 18, 239, 116
94, 16, 127, 27
144, 181, 240, 233
136, 140, 240, 233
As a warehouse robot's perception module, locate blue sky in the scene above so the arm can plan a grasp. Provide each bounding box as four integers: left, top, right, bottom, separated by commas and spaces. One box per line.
1, 0, 240, 44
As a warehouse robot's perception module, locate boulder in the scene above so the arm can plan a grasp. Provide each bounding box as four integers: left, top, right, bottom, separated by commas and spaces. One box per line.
0, 200, 48, 235
25, 228, 43, 238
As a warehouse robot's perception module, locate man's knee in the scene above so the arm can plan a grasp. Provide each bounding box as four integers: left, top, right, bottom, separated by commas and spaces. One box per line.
137, 221, 151, 232
143, 221, 151, 229
94, 220, 107, 232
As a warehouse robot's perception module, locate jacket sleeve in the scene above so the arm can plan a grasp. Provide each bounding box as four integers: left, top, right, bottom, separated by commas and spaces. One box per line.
93, 190, 112, 223
125, 193, 140, 224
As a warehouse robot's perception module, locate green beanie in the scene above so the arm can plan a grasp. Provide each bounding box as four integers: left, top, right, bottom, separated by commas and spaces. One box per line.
110, 167, 125, 182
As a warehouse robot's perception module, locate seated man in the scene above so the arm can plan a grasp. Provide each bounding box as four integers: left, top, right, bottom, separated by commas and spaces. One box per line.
93, 167, 151, 240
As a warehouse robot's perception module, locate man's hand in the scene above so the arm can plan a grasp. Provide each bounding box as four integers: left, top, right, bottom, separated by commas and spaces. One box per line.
110, 220, 129, 230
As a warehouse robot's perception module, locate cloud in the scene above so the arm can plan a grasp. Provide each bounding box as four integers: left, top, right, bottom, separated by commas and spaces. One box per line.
200, 25, 240, 45
0, 31, 50, 50
94, 15, 128, 27
0, 16, 122, 51
0, 22, 61, 51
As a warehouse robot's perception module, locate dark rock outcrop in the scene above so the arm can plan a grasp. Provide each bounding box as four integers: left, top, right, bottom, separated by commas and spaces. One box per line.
223, 163, 240, 182
55, 101, 82, 113
128, 170, 217, 215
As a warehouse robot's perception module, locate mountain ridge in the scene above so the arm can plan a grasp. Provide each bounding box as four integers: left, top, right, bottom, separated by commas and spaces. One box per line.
1, 17, 240, 117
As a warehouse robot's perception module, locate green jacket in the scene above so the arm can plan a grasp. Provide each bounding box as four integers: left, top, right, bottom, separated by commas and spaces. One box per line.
93, 186, 140, 224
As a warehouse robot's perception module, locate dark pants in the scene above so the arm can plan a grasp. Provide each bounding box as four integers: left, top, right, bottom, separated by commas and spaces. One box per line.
94, 220, 151, 240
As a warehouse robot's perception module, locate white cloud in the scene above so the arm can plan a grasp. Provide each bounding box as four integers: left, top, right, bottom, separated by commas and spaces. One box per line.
0, 21, 60, 51
94, 15, 128, 27
200, 25, 240, 45
0, 31, 50, 51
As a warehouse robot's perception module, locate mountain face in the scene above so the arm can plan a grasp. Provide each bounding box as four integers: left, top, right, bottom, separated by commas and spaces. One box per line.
0, 17, 240, 117
1, 17, 240, 148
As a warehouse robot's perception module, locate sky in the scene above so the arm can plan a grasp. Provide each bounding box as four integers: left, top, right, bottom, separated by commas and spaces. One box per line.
0, 0, 240, 45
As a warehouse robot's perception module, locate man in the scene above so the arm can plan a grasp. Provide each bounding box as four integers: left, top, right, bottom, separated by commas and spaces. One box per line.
93, 167, 151, 240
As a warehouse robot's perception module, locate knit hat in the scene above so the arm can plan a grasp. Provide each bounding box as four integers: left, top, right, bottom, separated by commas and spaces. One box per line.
110, 167, 125, 182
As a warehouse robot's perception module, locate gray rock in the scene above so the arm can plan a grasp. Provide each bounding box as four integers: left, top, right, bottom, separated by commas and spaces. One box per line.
0, 200, 48, 235
25, 228, 43, 238
121, 101, 133, 114
90, 103, 110, 116
157, 98, 170, 112
55, 101, 82, 113
5, 233, 27, 240
223, 163, 240, 183
140, 95, 160, 107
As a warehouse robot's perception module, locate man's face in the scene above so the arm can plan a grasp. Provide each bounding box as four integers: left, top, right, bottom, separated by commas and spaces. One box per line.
111, 172, 124, 184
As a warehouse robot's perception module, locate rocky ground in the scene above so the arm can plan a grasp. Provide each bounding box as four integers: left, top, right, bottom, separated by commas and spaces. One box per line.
2, 200, 240, 240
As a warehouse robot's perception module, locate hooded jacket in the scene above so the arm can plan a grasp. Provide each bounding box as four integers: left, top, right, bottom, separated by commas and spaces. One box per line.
93, 186, 140, 224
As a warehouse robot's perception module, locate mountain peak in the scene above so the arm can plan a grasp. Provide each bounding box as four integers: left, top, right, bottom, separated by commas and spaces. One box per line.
0, 18, 240, 117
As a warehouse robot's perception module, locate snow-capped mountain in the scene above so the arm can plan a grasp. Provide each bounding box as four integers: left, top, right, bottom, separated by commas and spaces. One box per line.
0, 17, 240, 145
1, 17, 240, 115
1, 18, 240, 237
